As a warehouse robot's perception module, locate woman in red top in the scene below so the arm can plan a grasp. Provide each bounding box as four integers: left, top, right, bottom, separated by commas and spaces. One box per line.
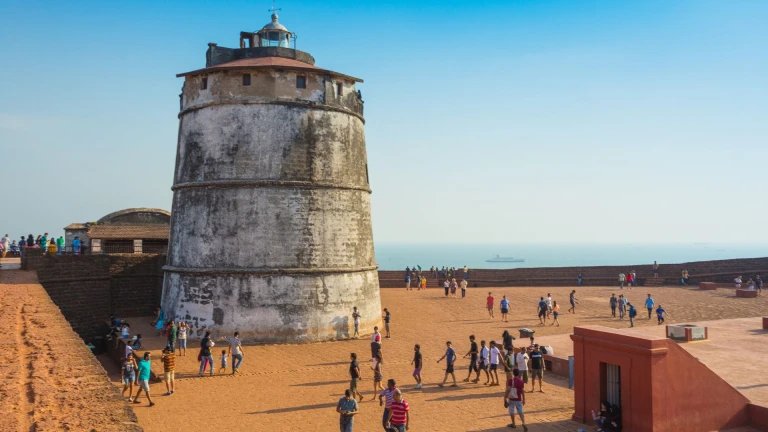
625, 271, 633, 289
387, 389, 410, 431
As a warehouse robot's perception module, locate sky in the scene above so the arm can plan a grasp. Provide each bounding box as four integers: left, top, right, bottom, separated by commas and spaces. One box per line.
1, 0, 766, 244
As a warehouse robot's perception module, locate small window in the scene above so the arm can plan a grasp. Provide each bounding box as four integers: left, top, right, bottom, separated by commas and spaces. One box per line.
242, 74, 251, 86
201, 77, 208, 90
296, 75, 306, 89
336, 82, 343, 96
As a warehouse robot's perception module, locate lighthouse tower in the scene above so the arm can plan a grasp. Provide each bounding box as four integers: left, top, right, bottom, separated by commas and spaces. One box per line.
162, 11, 380, 343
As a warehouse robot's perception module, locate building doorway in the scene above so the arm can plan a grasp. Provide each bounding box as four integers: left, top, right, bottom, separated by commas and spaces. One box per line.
601, 362, 621, 407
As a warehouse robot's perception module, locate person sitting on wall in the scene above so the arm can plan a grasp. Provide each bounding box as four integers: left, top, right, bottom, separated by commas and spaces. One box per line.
131, 334, 143, 350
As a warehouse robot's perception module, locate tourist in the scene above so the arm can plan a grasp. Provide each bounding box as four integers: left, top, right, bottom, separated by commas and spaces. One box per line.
134, 352, 155, 406
386, 389, 410, 432
177, 321, 188, 356
152, 307, 165, 336
337, 389, 360, 432
161, 347, 176, 395
219, 349, 228, 373
430, 266, 435, 278
198, 330, 215, 376
631, 270, 637, 287
378, 379, 398, 430
371, 352, 384, 397
645, 294, 655, 319
626, 270, 633, 288
592, 401, 616, 432
734, 275, 742, 289
617, 295, 626, 320
463, 265, 469, 280
653, 261, 659, 278
437, 341, 457, 387
370, 326, 382, 361
0, 234, 9, 261
349, 353, 364, 401
19, 236, 26, 254
546, 293, 553, 318
747, 278, 755, 290
420, 275, 427, 290
405, 273, 411, 290
478, 340, 491, 384
619, 272, 625, 289
501, 330, 515, 356
486, 292, 495, 318
610, 293, 618, 318
568, 290, 579, 314
577, 272, 583, 286
516, 345, 530, 385
551, 301, 561, 326
41, 233, 48, 250
628, 302, 637, 327
500, 295, 510, 322
756, 275, 763, 296
411, 345, 422, 389
443, 279, 450, 297
450, 278, 458, 298
463, 335, 479, 383
47, 238, 57, 255
56, 236, 64, 255
405, 266, 410, 277
121, 355, 138, 401
488, 340, 502, 386
352, 307, 361, 338
229, 331, 243, 374
537, 296, 548, 325
441, 266, 446, 279
504, 368, 528, 431
529, 345, 544, 392
72, 236, 81, 255
460, 278, 467, 298
681, 269, 689, 285
656, 304, 668, 325
166, 319, 177, 351
130, 334, 142, 351
10, 240, 20, 257
383, 308, 391, 338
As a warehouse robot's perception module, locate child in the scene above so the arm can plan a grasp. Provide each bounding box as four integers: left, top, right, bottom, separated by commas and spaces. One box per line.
420, 276, 427, 290
219, 350, 228, 374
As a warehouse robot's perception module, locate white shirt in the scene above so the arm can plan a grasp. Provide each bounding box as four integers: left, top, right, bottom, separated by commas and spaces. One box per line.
516, 352, 529, 371
125, 344, 133, 358
480, 346, 489, 363
546, 296, 552, 307
619, 273, 626, 281
371, 332, 381, 343
489, 347, 501, 364
353, 311, 360, 325
1, 236, 9, 248
735, 278, 742, 288
230, 337, 242, 355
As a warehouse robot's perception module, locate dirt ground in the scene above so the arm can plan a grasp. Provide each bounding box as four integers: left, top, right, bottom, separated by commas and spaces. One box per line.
109, 284, 766, 432
0, 269, 140, 432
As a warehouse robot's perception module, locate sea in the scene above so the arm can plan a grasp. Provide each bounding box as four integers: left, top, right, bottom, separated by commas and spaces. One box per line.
373, 243, 766, 271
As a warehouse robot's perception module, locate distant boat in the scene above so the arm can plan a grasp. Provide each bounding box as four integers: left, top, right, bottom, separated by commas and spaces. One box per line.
486, 255, 525, 263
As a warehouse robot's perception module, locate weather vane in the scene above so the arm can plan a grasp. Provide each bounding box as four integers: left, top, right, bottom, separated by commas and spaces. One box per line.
269, 1, 281, 15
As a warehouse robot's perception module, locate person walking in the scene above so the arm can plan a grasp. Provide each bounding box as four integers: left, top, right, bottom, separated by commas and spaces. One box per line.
411, 345, 423, 389
537, 297, 548, 325
631, 270, 637, 287
645, 294, 655, 319
229, 331, 243, 374
443, 279, 450, 297
161, 347, 176, 395
550, 301, 561, 326
486, 292, 495, 318
756, 275, 763, 296
385, 389, 410, 432
478, 340, 491, 385
371, 352, 384, 398
352, 307, 361, 338
370, 326, 382, 361
177, 321, 188, 356
500, 296, 510, 322
545, 293, 553, 318
626, 270, 633, 288
437, 341, 457, 387
619, 272, 625, 289
610, 294, 618, 318
349, 352, 364, 401
337, 389, 360, 432
460, 278, 468, 298
121, 355, 138, 401
463, 335, 479, 383
529, 345, 544, 393
628, 302, 637, 328
378, 379, 398, 431
133, 352, 155, 406
656, 304, 669, 325
405, 273, 411, 290
198, 331, 215, 376
618, 295, 626, 320
383, 308, 392, 339
450, 278, 458, 298
568, 290, 579, 314
488, 341, 502, 386
47, 239, 57, 255
504, 368, 528, 431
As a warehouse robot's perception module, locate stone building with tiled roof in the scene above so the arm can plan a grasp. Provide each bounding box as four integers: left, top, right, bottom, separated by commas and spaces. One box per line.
64, 208, 170, 254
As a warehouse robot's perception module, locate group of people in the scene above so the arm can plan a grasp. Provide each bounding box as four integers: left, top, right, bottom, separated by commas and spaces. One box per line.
484, 290, 578, 327
607, 293, 668, 327
0, 233, 85, 262
734, 275, 763, 295
617, 270, 639, 289
428, 266, 470, 281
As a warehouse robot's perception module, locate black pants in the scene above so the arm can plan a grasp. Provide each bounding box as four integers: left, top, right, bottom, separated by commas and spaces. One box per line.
647, 308, 653, 318
611, 306, 616, 317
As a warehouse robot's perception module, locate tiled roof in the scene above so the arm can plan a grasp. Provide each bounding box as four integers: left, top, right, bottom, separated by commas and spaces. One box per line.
87, 225, 169, 240
176, 56, 363, 82
64, 223, 87, 230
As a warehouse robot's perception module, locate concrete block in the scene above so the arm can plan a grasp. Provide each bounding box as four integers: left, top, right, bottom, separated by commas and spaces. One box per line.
736, 289, 758, 298
699, 282, 717, 290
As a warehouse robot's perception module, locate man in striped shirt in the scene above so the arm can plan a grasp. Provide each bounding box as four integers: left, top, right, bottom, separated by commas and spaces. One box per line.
161, 347, 176, 395
386, 389, 410, 432
378, 379, 398, 431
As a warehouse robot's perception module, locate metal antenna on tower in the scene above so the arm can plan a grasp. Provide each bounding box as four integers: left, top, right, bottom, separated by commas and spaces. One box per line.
269, 0, 281, 15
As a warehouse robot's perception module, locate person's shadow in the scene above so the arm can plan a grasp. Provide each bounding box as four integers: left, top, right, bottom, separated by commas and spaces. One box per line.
330, 316, 350, 339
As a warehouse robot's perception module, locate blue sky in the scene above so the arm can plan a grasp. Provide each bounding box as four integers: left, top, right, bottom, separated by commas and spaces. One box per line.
1, 0, 766, 244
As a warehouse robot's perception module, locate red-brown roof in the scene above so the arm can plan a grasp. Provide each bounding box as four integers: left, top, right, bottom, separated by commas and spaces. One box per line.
177, 57, 363, 82
87, 225, 169, 240
64, 223, 87, 230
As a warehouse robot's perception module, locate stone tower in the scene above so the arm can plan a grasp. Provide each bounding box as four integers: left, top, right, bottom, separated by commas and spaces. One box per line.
162, 12, 380, 343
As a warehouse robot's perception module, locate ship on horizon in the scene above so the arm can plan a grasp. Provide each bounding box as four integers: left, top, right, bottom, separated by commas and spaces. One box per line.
486, 255, 525, 263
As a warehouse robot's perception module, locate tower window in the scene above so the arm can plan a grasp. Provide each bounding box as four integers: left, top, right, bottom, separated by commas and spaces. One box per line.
336, 82, 343, 96
296, 75, 306, 89
242, 74, 251, 86
201, 77, 208, 90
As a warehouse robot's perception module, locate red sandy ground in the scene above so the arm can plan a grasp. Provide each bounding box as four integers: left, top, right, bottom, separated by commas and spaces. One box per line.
107, 284, 765, 432
0, 268, 141, 432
